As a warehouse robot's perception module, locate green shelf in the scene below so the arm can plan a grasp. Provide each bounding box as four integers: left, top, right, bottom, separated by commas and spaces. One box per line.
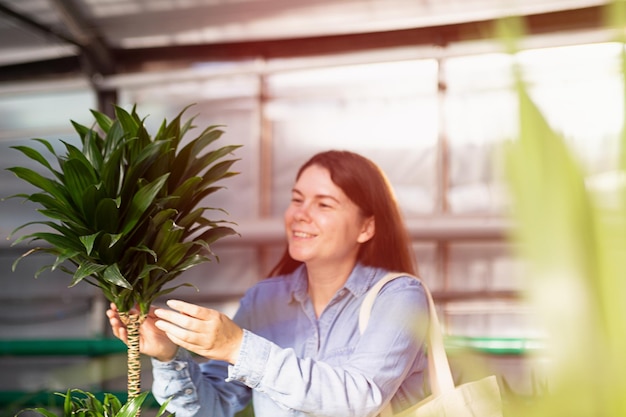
0, 338, 127, 356
445, 336, 544, 356
0, 336, 542, 357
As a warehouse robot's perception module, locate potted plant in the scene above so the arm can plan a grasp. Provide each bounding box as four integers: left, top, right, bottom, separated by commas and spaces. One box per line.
7, 104, 241, 411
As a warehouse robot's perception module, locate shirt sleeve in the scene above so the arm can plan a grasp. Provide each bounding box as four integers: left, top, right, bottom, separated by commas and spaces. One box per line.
151, 348, 252, 417
226, 277, 428, 417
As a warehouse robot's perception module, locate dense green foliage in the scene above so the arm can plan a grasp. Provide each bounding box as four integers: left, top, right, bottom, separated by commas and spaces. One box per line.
16, 390, 169, 417
8, 105, 240, 316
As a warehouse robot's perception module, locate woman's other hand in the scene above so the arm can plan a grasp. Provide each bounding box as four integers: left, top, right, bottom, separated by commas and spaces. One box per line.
154, 299, 244, 364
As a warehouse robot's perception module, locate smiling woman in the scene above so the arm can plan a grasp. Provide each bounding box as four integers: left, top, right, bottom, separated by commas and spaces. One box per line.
283, 164, 375, 287
107, 149, 429, 417
272, 150, 416, 278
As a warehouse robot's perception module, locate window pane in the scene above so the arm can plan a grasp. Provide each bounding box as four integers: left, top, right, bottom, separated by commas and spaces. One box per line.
0, 85, 95, 241
518, 42, 624, 175
444, 53, 517, 214
445, 242, 531, 338
0, 86, 95, 136
267, 59, 440, 217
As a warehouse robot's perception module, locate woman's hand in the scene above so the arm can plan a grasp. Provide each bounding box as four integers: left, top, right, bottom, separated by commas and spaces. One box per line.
106, 303, 179, 362
153, 299, 244, 365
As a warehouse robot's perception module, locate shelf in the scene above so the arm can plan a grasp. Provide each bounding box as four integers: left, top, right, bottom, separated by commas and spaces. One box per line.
0, 336, 541, 357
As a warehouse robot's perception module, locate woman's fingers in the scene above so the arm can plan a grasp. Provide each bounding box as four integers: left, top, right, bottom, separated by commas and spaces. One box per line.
166, 299, 211, 319
153, 299, 243, 363
106, 305, 128, 344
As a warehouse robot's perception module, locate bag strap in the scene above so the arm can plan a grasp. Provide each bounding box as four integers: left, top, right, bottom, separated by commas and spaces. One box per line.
359, 272, 455, 397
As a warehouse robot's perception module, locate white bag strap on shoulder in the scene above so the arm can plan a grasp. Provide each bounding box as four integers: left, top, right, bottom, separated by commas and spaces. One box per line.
359, 272, 456, 411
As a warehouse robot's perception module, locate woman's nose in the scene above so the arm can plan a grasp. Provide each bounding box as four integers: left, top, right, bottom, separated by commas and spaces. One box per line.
293, 203, 311, 221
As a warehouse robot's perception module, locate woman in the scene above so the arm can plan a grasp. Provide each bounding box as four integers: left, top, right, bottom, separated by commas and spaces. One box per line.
107, 150, 429, 417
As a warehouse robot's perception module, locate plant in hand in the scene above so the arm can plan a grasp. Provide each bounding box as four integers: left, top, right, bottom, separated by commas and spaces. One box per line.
8, 105, 240, 400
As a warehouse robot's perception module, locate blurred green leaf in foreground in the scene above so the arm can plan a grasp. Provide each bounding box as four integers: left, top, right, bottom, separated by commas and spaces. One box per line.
501, 2, 626, 416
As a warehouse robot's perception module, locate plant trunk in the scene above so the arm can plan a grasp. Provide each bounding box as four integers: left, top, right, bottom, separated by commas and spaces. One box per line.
120, 312, 146, 404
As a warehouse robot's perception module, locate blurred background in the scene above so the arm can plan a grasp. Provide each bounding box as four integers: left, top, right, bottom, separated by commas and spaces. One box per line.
0, 0, 623, 415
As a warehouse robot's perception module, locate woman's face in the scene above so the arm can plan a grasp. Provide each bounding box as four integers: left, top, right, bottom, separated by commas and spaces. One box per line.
284, 164, 374, 269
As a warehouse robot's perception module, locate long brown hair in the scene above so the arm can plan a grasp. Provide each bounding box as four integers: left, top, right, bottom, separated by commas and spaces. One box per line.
268, 150, 417, 277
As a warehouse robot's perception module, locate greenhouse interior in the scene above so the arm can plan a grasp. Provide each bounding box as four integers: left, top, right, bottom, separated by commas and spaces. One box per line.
0, 0, 625, 416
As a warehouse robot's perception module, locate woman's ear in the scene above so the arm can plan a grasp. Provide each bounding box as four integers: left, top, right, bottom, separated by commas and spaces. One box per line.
357, 216, 375, 243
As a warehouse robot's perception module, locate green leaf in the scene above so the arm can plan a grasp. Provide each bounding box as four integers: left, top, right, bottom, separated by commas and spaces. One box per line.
155, 396, 172, 417
103, 392, 123, 414
116, 391, 148, 417
120, 140, 173, 198
150, 208, 178, 229
170, 251, 213, 273
17, 407, 59, 417
28, 191, 74, 213
196, 225, 239, 245
114, 106, 140, 142
152, 219, 185, 259
70, 260, 107, 287
10, 144, 59, 177
90, 109, 114, 133
170, 176, 203, 202
130, 244, 158, 262
62, 158, 99, 212
79, 232, 100, 255
99, 144, 124, 196
18, 232, 83, 253
103, 263, 133, 289
188, 144, 241, 180
158, 241, 191, 270
200, 158, 240, 188
170, 126, 224, 181
7, 166, 70, 203
102, 120, 126, 158
94, 198, 121, 233
63, 388, 72, 416
120, 173, 169, 235
177, 206, 206, 229
50, 248, 81, 271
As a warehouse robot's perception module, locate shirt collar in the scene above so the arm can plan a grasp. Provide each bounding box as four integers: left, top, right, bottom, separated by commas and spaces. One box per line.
344, 262, 379, 297
289, 262, 381, 303
290, 264, 309, 303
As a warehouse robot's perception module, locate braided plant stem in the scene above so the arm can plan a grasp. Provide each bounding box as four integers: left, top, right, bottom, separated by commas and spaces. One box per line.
120, 311, 147, 407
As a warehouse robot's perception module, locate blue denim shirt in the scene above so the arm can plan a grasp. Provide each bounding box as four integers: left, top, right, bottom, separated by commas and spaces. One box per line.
151, 263, 429, 417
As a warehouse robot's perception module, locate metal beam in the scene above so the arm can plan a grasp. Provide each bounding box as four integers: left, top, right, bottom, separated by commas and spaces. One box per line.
0, 2, 78, 46
113, 5, 606, 70
48, 0, 115, 76
0, 0, 115, 78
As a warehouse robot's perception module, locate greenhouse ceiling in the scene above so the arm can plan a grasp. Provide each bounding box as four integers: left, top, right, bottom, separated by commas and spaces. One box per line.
0, 0, 611, 83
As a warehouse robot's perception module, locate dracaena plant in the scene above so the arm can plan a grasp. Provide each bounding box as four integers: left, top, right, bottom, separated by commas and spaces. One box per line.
17, 389, 170, 417
7, 104, 240, 400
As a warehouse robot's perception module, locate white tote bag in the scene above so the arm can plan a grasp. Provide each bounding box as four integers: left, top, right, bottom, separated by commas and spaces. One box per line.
359, 273, 503, 417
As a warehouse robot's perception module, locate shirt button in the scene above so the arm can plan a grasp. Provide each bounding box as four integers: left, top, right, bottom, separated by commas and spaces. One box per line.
174, 362, 185, 371
184, 388, 194, 395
